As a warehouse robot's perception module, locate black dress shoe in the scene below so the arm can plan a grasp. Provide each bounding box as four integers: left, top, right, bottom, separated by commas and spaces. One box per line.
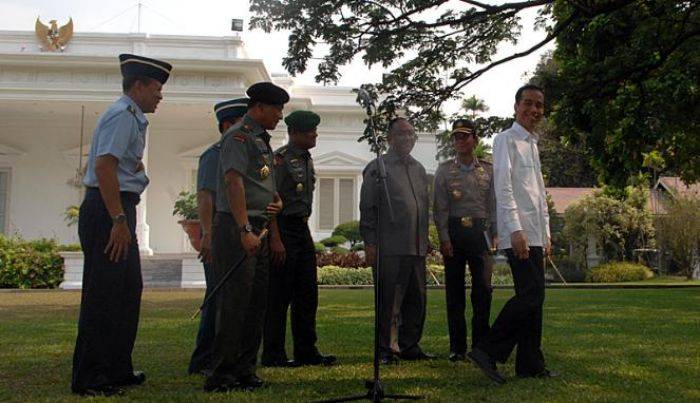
77, 385, 124, 397
400, 350, 437, 361
449, 352, 466, 362
519, 368, 560, 379
237, 374, 265, 389
261, 357, 291, 367
294, 353, 337, 366
116, 371, 146, 387
467, 349, 506, 385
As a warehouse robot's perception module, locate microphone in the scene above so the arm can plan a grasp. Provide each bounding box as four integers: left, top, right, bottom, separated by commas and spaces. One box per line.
356, 88, 374, 116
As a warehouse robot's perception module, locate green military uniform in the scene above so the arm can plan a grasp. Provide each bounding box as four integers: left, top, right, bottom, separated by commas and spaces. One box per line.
207, 82, 288, 391
263, 130, 321, 365
433, 147, 497, 356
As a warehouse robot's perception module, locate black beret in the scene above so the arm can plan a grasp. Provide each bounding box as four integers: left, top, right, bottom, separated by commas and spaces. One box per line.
119, 54, 172, 84
451, 118, 476, 136
284, 110, 320, 132
214, 97, 249, 123
246, 82, 290, 106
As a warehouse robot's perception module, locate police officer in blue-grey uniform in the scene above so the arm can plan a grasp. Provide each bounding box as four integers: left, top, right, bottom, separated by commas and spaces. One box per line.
433, 119, 497, 362
262, 110, 336, 368
205, 82, 287, 392
72, 54, 171, 397
188, 97, 249, 376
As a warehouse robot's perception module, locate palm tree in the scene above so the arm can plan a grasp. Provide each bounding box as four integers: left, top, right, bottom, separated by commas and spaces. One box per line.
461, 95, 489, 120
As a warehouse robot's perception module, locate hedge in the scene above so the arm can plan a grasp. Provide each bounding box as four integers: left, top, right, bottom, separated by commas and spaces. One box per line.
586, 262, 653, 283
317, 264, 514, 286
0, 236, 64, 289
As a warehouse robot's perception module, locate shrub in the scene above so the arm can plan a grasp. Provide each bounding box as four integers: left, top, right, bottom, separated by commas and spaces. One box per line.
586, 262, 653, 283
656, 194, 700, 279
330, 246, 349, 255
0, 236, 64, 289
549, 254, 587, 283
173, 190, 198, 220
58, 244, 82, 252
316, 251, 366, 268
317, 266, 373, 285
314, 242, 326, 253
351, 243, 365, 252
320, 235, 348, 247
332, 221, 362, 246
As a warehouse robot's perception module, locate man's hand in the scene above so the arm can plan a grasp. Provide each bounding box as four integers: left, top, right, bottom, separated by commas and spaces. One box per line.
198, 232, 212, 264
511, 230, 529, 260
544, 239, 552, 257
270, 237, 286, 268
104, 222, 131, 262
440, 240, 453, 258
365, 244, 377, 267
266, 196, 283, 216
241, 231, 261, 256
135, 161, 145, 173
492, 236, 500, 251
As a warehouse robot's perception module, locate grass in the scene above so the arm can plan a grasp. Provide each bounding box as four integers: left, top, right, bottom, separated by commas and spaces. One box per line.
0, 288, 698, 402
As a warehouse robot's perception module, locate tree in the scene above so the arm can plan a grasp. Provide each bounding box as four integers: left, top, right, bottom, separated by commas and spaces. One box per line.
461, 95, 489, 120
332, 220, 362, 246
251, 0, 700, 184
551, 1, 700, 187
656, 194, 700, 279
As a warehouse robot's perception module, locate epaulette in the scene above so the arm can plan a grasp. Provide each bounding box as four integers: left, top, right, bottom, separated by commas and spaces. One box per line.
126, 105, 137, 116
232, 132, 247, 143
240, 123, 253, 135
274, 145, 288, 157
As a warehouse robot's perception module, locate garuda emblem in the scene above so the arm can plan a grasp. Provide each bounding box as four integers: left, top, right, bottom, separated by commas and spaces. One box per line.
35, 16, 74, 52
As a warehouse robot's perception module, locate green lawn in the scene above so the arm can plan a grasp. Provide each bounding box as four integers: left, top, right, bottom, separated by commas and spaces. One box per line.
0, 288, 698, 402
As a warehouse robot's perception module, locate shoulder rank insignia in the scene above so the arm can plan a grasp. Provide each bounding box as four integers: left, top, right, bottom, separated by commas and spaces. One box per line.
126, 105, 137, 116
233, 134, 247, 142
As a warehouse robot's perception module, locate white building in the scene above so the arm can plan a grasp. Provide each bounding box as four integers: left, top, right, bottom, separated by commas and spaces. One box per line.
0, 28, 439, 257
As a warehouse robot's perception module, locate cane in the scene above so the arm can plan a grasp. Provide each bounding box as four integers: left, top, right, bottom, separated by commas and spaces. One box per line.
190, 228, 269, 319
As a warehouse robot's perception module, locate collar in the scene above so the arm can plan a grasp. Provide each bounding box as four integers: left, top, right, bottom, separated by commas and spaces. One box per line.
286, 142, 311, 159
241, 114, 266, 137
120, 95, 148, 127
511, 121, 539, 143
384, 148, 414, 164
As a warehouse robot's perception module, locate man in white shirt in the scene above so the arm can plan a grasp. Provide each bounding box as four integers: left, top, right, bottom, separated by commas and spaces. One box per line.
467, 84, 557, 384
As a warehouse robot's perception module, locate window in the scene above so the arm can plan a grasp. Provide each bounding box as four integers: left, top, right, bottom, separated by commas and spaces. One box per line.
0, 170, 8, 234
317, 177, 356, 230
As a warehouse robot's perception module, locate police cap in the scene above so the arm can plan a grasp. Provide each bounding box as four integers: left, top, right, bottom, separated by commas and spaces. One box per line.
246, 82, 290, 106
119, 54, 172, 84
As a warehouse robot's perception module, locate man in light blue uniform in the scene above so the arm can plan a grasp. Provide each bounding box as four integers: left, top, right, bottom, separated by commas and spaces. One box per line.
72, 53, 171, 397
188, 97, 249, 375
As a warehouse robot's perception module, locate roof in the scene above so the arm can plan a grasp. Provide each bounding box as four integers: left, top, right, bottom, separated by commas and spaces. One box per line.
546, 187, 597, 214
655, 176, 700, 197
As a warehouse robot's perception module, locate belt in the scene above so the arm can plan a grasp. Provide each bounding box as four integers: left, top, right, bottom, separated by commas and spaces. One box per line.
448, 216, 487, 229
85, 187, 140, 204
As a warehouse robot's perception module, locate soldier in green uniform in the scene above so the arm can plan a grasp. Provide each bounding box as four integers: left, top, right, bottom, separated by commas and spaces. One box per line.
205, 82, 288, 392
433, 119, 497, 362
262, 110, 336, 367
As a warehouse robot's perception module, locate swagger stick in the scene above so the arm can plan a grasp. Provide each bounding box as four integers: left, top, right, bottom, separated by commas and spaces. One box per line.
190, 228, 268, 319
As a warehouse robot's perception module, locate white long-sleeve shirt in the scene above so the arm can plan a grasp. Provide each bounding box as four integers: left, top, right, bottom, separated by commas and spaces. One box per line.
492, 121, 550, 249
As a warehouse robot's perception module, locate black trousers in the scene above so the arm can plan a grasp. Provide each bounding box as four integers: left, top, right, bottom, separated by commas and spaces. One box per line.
263, 216, 319, 362
478, 247, 546, 376
375, 255, 427, 357
71, 188, 142, 392
210, 213, 269, 380
188, 259, 216, 374
444, 219, 493, 354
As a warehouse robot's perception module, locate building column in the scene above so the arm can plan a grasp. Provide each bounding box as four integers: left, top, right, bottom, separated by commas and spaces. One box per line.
137, 128, 153, 255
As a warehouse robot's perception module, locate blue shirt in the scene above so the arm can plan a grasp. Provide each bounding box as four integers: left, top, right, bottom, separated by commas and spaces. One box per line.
197, 142, 220, 200
83, 95, 149, 194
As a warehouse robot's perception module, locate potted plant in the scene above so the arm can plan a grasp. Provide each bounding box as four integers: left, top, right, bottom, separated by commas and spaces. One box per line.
173, 190, 201, 251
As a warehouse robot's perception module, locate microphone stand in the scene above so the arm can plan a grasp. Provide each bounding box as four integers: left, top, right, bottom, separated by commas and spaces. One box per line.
318, 94, 421, 403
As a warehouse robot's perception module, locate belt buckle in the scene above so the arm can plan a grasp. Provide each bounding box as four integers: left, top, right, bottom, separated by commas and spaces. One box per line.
460, 216, 473, 228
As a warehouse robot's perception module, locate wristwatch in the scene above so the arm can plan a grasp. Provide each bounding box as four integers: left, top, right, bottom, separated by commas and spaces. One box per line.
240, 223, 254, 234
111, 213, 127, 224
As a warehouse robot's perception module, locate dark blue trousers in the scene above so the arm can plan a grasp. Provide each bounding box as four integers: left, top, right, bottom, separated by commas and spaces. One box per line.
71, 188, 142, 392
188, 261, 216, 374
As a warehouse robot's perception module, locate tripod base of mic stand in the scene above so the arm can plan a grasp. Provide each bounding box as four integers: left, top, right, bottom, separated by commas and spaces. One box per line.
316, 379, 423, 403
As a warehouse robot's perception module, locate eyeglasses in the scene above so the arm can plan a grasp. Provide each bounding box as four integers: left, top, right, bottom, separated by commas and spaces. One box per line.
452, 131, 475, 140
